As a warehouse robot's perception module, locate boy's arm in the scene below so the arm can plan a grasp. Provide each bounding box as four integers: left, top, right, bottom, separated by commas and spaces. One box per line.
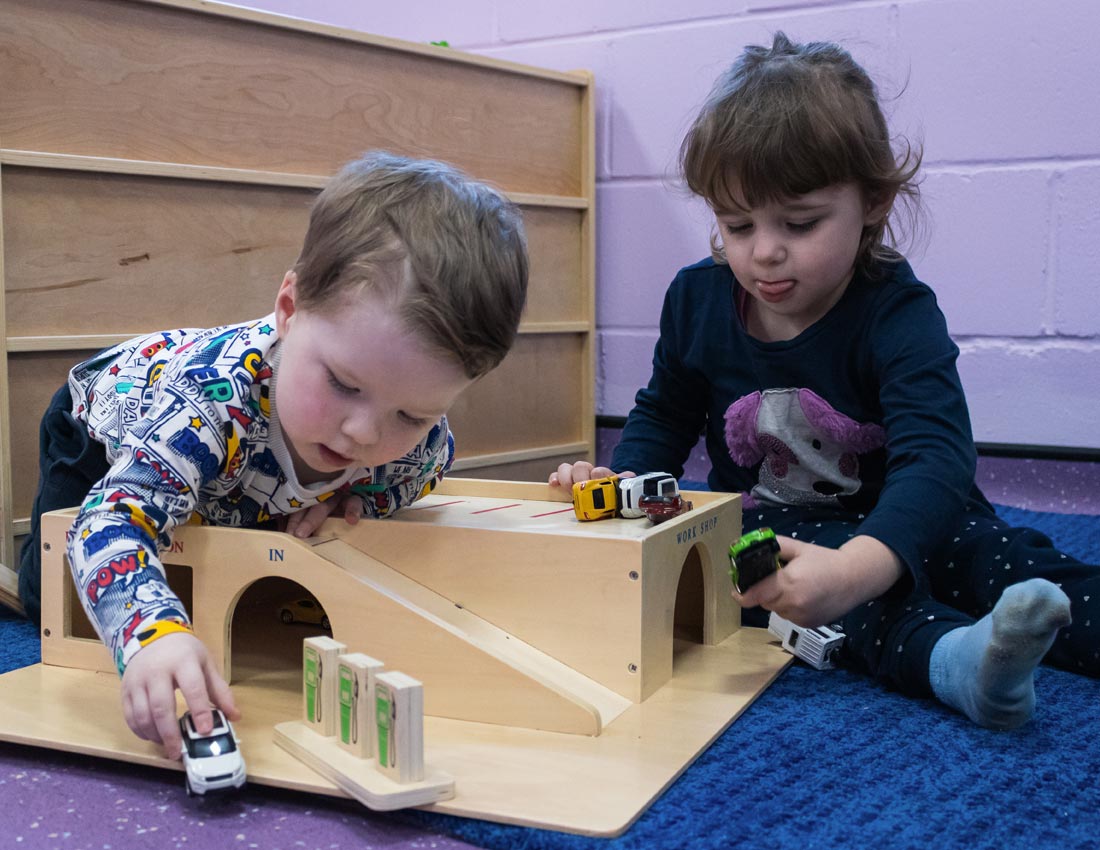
278, 415, 456, 538
70, 383, 243, 752
369, 416, 454, 515
68, 382, 230, 674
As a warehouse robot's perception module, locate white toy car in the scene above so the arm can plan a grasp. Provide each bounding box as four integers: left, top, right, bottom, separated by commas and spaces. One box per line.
618, 472, 679, 519
767, 612, 844, 670
179, 708, 246, 796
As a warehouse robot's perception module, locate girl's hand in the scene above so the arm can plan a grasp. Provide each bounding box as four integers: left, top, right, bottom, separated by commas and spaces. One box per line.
733, 535, 904, 627
284, 495, 365, 539
120, 632, 240, 760
549, 461, 634, 490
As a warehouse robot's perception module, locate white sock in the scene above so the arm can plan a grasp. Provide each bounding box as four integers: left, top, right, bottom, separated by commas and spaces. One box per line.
929, 579, 1071, 729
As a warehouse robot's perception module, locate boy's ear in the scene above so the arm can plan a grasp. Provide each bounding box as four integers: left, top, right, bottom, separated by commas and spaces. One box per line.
274, 271, 298, 336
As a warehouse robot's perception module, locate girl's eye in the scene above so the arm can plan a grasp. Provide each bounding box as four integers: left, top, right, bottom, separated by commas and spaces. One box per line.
327, 370, 358, 395
398, 411, 429, 427
725, 222, 752, 235
788, 219, 819, 233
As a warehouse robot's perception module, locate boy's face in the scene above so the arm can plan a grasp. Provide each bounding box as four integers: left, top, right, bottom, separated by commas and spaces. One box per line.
273, 273, 473, 485
715, 181, 880, 341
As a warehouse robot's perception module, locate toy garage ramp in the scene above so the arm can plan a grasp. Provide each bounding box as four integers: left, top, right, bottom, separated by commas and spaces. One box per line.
303, 536, 631, 734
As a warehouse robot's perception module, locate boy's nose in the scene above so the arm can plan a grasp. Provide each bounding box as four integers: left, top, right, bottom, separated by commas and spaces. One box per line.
342, 408, 381, 447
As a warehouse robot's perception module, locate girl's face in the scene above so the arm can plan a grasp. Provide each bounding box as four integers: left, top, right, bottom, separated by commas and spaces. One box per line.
715, 181, 879, 341
273, 273, 472, 485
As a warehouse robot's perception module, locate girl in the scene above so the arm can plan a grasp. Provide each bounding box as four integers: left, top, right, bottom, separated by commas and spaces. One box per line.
552, 33, 1096, 729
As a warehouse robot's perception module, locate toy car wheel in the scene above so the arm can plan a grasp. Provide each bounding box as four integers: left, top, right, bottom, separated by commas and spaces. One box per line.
321, 615, 331, 631
184, 776, 194, 797
279, 609, 294, 624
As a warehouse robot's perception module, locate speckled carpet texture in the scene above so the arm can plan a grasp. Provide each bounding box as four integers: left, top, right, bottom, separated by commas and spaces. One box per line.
2, 484, 1098, 849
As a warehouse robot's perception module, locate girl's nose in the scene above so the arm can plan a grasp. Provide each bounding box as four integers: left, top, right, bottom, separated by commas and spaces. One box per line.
753, 230, 786, 264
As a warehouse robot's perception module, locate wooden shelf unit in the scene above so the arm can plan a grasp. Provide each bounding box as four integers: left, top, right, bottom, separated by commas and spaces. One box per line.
0, 0, 597, 609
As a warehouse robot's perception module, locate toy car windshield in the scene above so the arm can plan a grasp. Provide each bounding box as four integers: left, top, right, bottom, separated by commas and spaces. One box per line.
183, 728, 238, 759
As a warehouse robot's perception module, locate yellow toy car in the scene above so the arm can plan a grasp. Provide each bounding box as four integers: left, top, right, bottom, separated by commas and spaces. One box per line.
278, 596, 331, 631
571, 475, 621, 521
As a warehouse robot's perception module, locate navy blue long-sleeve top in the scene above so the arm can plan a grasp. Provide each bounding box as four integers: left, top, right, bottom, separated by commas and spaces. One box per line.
611, 257, 993, 578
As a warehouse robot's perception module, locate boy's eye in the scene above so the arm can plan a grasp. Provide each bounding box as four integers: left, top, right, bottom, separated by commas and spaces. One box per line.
724, 222, 752, 235
326, 370, 358, 395
788, 219, 819, 233
398, 411, 429, 427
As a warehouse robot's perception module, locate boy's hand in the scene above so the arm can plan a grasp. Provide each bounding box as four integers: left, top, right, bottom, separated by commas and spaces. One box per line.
120, 632, 240, 760
284, 495, 365, 539
732, 535, 904, 627
549, 462, 634, 490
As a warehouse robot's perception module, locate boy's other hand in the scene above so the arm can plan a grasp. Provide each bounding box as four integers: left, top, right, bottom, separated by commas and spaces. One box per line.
284, 495, 365, 539
549, 462, 634, 490
120, 632, 240, 760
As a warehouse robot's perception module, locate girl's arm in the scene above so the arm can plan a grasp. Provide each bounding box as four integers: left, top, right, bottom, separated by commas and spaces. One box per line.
734, 534, 904, 626
854, 277, 978, 578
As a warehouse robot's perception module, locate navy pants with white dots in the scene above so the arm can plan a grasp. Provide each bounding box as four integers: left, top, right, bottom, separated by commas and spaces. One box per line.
743, 504, 1099, 697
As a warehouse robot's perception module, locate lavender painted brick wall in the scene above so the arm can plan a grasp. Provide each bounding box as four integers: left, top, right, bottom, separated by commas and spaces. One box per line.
599, 330, 659, 415
605, 8, 898, 179
240, 0, 1100, 450
915, 169, 1050, 336
596, 183, 712, 328
1054, 165, 1100, 338
897, 0, 1100, 163
496, 0, 751, 41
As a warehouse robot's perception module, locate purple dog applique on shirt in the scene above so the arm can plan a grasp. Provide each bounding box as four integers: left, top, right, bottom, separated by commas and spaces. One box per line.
724, 387, 885, 508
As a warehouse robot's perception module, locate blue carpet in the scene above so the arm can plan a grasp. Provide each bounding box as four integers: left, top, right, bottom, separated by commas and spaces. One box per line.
398, 504, 1100, 849
2, 505, 1097, 849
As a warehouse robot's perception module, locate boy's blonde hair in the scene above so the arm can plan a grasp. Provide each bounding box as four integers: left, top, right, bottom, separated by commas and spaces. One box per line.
680, 32, 921, 274
293, 151, 528, 379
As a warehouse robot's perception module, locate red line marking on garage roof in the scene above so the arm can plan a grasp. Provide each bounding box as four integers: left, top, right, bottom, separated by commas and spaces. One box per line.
410, 499, 466, 510
530, 507, 576, 518
471, 503, 522, 514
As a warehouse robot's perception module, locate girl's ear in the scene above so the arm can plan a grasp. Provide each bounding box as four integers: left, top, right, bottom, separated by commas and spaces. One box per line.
863, 189, 895, 226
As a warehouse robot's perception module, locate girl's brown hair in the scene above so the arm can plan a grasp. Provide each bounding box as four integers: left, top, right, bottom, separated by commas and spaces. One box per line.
293, 151, 528, 379
680, 32, 922, 274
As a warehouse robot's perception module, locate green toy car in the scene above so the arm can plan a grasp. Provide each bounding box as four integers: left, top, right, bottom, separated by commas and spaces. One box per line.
728, 527, 781, 593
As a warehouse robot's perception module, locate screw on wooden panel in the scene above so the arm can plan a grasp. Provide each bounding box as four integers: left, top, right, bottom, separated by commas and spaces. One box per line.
43, 629, 51, 637
628, 570, 639, 581
627, 663, 638, 673
43, 543, 51, 551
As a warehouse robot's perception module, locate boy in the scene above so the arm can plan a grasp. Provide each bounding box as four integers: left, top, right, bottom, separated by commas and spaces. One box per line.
18, 151, 528, 756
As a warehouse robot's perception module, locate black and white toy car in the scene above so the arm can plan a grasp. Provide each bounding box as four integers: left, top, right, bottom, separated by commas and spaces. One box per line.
618, 472, 679, 519
179, 708, 246, 796
767, 613, 844, 670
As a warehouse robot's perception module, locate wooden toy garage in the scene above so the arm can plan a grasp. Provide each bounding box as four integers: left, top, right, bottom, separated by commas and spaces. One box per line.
0, 478, 789, 835
0, 0, 790, 837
